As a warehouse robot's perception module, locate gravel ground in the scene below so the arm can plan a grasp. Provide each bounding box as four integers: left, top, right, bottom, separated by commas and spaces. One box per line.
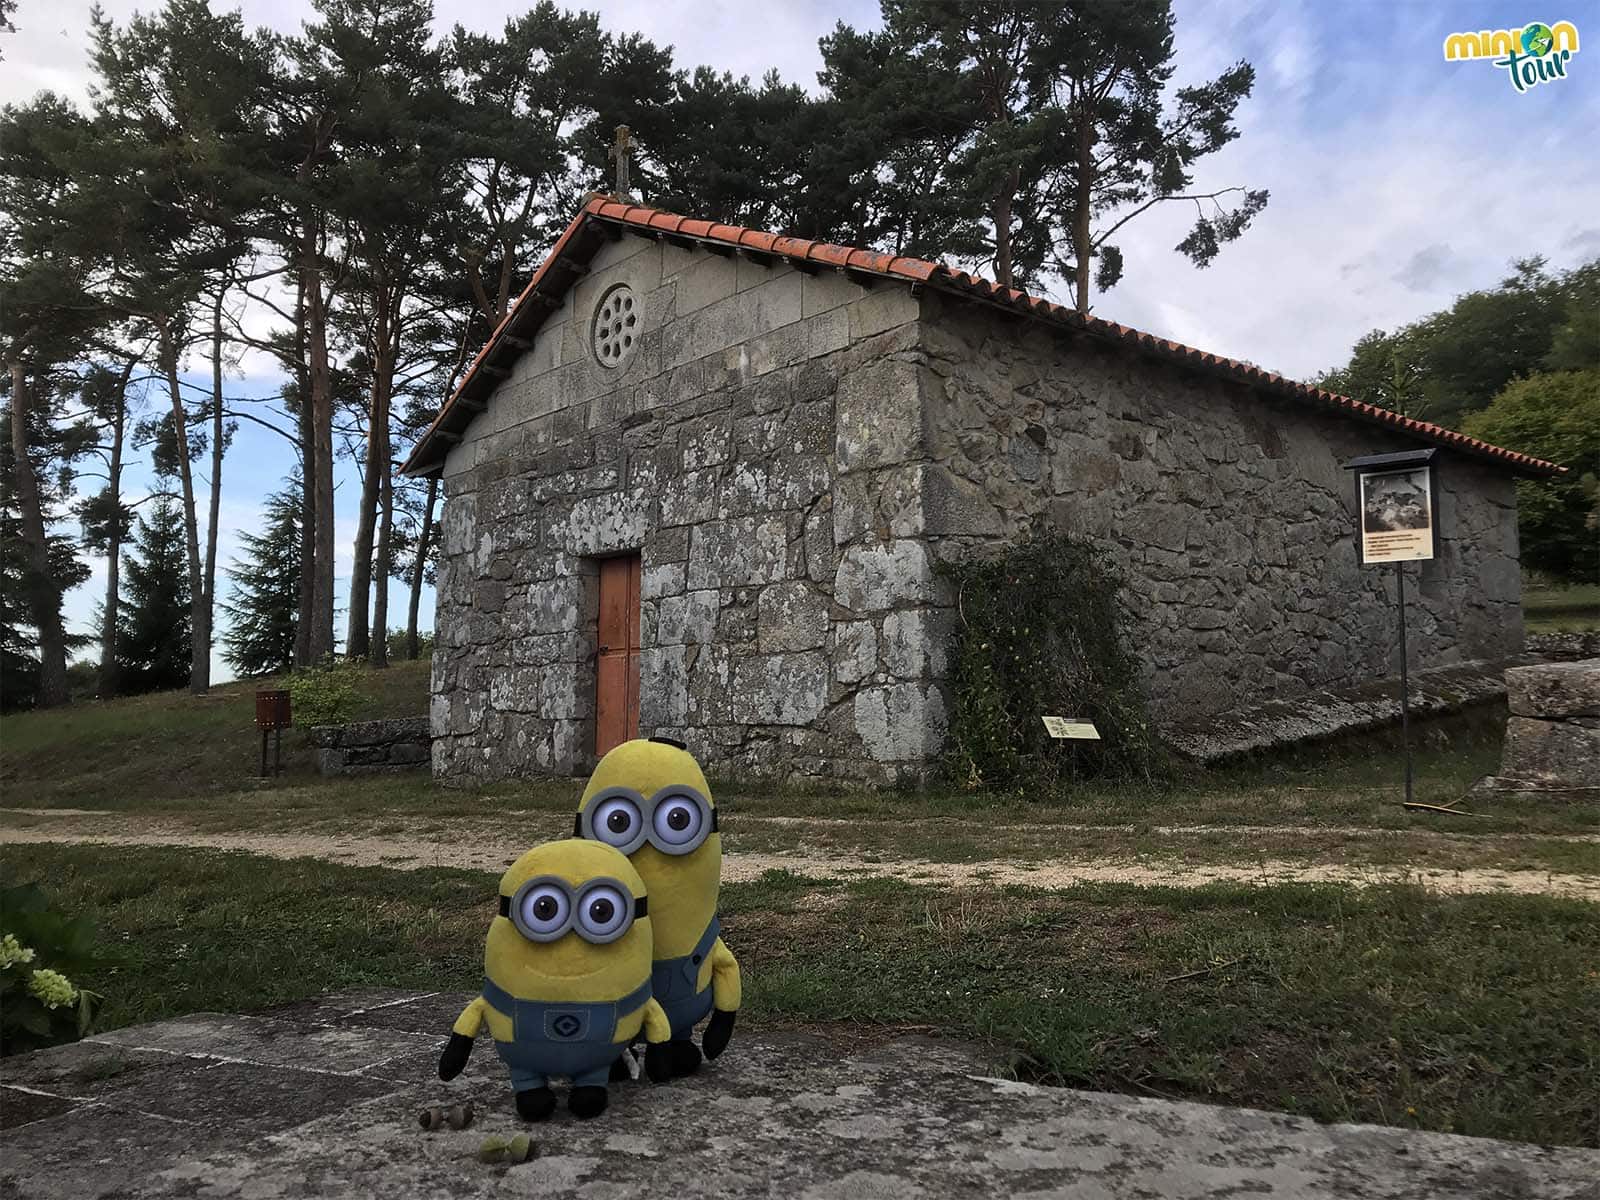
3, 812, 1595, 900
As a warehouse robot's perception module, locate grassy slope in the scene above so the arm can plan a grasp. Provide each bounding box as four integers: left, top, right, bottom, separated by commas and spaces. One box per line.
0, 660, 430, 808
1, 842, 1594, 1148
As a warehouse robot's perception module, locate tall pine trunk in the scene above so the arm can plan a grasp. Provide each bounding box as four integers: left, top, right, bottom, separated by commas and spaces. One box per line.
7, 359, 69, 708
1073, 114, 1094, 313
301, 210, 336, 664
346, 286, 392, 661
97, 356, 136, 699
156, 321, 209, 695
370, 446, 392, 668
993, 184, 1015, 290
346, 452, 377, 659
197, 289, 228, 692
292, 277, 314, 667
369, 304, 397, 668
405, 474, 436, 660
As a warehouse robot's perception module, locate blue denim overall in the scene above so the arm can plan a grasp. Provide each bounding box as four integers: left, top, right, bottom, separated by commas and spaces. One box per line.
482, 976, 652, 1091
653, 917, 719, 1040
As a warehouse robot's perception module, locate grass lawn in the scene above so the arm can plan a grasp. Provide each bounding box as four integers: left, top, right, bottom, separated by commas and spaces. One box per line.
4, 681, 1595, 878
2, 841, 1595, 1148
4, 673, 1589, 837
1524, 581, 1600, 634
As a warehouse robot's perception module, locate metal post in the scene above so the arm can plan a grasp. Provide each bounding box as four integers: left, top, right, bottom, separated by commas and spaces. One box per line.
260, 729, 269, 779
273, 728, 283, 776
1395, 561, 1413, 806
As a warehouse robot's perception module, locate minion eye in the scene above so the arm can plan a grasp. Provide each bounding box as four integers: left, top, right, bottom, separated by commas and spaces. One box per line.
651, 795, 704, 849
518, 884, 570, 940
576, 884, 631, 942
592, 797, 642, 849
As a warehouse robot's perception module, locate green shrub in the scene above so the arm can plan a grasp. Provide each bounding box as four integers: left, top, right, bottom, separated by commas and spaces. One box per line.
1, 883, 102, 1055
286, 658, 364, 729
385, 628, 434, 661
942, 532, 1163, 791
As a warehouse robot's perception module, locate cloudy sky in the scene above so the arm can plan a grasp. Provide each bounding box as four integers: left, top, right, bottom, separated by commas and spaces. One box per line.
4, 0, 1596, 677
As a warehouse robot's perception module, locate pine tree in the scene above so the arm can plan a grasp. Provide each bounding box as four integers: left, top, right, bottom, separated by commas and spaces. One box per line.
115, 493, 192, 693
820, 0, 1267, 305
0, 437, 90, 711
221, 484, 302, 677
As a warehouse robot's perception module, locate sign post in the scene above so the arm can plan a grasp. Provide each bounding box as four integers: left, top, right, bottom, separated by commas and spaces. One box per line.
1344, 449, 1439, 806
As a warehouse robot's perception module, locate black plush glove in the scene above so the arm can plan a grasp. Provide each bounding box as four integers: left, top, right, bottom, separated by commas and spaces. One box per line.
644, 1041, 675, 1083
702, 1008, 736, 1060
439, 1032, 474, 1081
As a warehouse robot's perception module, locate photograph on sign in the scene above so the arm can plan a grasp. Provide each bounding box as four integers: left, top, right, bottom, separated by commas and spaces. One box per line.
1359, 466, 1435, 563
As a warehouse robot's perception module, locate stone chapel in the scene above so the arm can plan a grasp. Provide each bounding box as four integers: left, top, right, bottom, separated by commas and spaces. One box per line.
402, 196, 1560, 784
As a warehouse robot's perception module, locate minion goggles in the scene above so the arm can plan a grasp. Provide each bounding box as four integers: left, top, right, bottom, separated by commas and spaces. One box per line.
575, 784, 719, 856
499, 875, 647, 945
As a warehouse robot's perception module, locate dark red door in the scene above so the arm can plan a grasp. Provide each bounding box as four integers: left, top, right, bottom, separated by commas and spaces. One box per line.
595, 554, 641, 757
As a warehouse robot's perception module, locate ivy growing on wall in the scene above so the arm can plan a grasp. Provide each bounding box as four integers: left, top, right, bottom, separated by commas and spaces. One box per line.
942, 533, 1164, 791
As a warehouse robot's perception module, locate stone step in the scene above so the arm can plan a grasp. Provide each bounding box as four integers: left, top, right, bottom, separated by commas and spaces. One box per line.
1164, 658, 1528, 763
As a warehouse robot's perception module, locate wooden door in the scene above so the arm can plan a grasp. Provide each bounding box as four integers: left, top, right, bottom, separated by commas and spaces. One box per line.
595, 554, 641, 757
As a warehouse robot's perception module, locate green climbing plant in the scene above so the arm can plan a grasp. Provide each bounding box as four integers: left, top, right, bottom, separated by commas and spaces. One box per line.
942, 533, 1163, 792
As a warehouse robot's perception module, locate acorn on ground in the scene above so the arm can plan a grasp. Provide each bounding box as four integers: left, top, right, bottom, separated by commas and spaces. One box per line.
418, 1102, 474, 1131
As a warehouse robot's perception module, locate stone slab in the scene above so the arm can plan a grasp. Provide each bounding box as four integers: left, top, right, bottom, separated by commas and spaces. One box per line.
2, 990, 1596, 1199
1499, 714, 1600, 788
1165, 658, 1530, 764
1506, 658, 1600, 719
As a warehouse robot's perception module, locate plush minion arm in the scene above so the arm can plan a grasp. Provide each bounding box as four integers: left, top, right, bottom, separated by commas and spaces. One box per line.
641, 997, 675, 1083
451, 994, 488, 1037
641, 996, 671, 1045
439, 995, 487, 1081
702, 938, 741, 1061
710, 938, 741, 1012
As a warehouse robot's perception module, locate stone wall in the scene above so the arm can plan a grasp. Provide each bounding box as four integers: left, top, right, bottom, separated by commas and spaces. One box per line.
913, 295, 1524, 729
433, 232, 946, 784
309, 717, 431, 776
430, 231, 1527, 784
1478, 659, 1600, 796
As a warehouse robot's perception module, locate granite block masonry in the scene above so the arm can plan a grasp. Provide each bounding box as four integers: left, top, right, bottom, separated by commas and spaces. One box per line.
1478, 659, 1600, 796
416, 210, 1541, 787
309, 717, 431, 776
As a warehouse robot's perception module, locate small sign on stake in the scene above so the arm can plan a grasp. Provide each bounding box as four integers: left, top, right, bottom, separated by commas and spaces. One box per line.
1042, 716, 1100, 740
1344, 448, 1439, 809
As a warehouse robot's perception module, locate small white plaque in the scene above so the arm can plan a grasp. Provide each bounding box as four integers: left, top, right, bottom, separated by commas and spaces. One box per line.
1042, 717, 1100, 740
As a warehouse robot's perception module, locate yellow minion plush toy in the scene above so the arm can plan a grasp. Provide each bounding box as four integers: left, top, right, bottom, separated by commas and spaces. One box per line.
439, 839, 673, 1120
575, 737, 741, 1078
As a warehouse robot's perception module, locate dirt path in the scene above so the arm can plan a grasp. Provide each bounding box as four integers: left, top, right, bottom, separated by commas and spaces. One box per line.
4, 815, 1596, 901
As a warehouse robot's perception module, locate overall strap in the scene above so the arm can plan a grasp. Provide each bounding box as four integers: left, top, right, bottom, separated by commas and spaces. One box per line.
613, 977, 653, 1017
691, 914, 722, 962
481, 976, 653, 1026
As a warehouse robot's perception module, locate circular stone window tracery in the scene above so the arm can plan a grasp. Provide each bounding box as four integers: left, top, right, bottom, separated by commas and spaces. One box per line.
591, 283, 640, 369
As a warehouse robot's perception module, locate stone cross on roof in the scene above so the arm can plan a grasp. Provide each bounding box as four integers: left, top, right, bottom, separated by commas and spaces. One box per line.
609, 125, 637, 202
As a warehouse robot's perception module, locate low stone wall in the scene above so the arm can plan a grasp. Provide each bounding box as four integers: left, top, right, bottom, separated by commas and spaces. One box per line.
308, 717, 431, 776
1526, 630, 1600, 662
1477, 659, 1599, 797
